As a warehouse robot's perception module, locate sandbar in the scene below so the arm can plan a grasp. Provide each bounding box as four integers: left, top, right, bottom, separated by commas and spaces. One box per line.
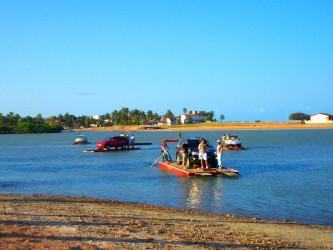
0, 194, 332, 249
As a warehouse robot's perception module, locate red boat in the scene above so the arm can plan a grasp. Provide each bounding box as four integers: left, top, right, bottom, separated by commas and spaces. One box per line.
158, 161, 239, 177
164, 139, 179, 143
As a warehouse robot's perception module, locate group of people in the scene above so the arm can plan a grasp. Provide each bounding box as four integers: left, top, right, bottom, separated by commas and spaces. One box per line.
160, 138, 225, 169
120, 132, 135, 149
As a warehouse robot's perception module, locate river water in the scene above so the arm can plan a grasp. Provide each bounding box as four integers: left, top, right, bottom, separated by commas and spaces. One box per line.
0, 130, 332, 226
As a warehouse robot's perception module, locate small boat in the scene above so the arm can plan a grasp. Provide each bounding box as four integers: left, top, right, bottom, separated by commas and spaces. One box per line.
221, 133, 244, 150
73, 134, 89, 145
158, 161, 239, 177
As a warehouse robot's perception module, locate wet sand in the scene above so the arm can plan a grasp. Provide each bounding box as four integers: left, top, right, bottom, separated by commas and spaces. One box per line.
0, 194, 332, 249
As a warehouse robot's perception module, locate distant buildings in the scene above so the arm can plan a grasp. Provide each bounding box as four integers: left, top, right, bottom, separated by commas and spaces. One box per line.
159, 111, 211, 125
306, 113, 333, 123
180, 111, 206, 124
160, 117, 175, 126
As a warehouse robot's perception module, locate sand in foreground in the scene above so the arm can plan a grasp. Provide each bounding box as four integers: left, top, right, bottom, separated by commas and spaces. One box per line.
0, 194, 332, 249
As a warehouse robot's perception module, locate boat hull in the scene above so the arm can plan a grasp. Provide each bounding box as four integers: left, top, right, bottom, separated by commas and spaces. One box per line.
158, 161, 239, 177
158, 161, 195, 176
223, 145, 244, 150
73, 141, 89, 145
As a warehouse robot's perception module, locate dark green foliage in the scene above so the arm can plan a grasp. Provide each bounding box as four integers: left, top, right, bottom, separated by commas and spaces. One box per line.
0, 113, 63, 134
0, 125, 13, 134
164, 109, 175, 120
206, 111, 215, 121
289, 112, 310, 121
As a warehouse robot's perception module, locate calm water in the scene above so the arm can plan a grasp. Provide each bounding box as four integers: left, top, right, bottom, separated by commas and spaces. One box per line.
0, 130, 332, 226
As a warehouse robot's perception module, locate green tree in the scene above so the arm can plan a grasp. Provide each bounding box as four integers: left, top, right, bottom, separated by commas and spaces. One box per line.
146, 110, 154, 121
206, 111, 215, 121
164, 109, 175, 120
111, 110, 119, 125
6, 112, 20, 126
219, 114, 225, 122
118, 107, 130, 125
0, 113, 4, 126
129, 109, 141, 124
153, 112, 161, 121
35, 113, 44, 124
289, 112, 310, 121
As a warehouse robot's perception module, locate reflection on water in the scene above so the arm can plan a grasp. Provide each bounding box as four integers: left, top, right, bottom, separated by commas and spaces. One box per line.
0, 130, 333, 226
186, 180, 201, 208
181, 178, 224, 209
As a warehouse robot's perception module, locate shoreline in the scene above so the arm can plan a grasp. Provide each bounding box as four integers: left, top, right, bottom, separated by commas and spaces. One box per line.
0, 194, 332, 249
72, 122, 333, 132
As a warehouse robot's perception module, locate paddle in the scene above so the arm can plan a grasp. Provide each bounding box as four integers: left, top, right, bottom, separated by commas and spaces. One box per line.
150, 154, 163, 168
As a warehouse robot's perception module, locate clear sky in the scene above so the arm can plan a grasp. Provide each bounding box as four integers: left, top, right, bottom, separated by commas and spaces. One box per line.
1, 0, 332, 121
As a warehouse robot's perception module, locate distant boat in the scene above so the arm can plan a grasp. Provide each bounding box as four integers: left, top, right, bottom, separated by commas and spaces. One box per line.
221, 133, 244, 150
73, 134, 89, 145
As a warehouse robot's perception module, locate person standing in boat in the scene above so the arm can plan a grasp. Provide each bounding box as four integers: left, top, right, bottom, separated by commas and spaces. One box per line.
160, 140, 172, 162
216, 140, 224, 169
198, 138, 208, 169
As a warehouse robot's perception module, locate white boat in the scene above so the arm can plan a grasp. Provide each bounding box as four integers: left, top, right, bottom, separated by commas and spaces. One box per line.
221, 134, 243, 150
74, 134, 89, 144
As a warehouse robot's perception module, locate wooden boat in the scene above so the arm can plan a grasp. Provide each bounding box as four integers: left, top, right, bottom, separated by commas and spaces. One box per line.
83, 147, 141, 153
158, 161, 239, 177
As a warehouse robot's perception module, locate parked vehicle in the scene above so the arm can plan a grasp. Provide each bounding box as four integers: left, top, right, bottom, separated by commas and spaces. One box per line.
73, 134, 89, 144
96, 136, 129, 150
176, 137, 217, 168
221, 133, 243, 150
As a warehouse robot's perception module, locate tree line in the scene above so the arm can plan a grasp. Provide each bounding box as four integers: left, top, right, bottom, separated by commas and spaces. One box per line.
0, 112, 63, 134
0, 108, 163, 133
0, 108, 222, 134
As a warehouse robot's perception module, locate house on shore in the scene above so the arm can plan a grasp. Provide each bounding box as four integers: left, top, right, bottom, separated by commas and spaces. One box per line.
160, 117, 176, 126
180, 111, 206, 124
305, 113, 333, 123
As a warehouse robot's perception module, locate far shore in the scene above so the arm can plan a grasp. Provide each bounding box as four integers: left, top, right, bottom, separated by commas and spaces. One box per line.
0, 194, 332, 249
72, 121, 333, 132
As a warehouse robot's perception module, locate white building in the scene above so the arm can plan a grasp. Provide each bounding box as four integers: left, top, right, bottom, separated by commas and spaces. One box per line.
159, 117, 175, 126
306, 113, 333, 123
180, 112, 206, 124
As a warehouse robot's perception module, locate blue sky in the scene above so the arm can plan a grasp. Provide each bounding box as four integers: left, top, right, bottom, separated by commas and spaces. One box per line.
0, 0, 332, 121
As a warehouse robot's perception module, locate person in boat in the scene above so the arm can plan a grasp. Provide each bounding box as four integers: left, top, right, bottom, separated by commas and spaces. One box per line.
198, 138, 208, 169
180, 140, 189, 168
160, 140, 172, 162
216, 140, 224, 169
130, 134, 135, 149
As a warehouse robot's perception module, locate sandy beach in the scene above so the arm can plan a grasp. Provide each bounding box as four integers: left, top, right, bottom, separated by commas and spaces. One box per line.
75, 122, 333, 132
0, 194, 332, 249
